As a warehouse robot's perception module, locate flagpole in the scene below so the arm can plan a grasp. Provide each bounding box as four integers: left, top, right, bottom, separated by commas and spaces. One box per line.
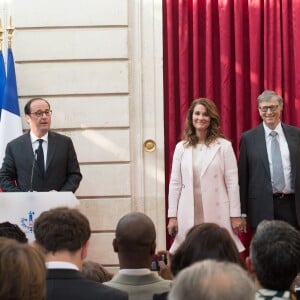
0, 16, 22, 166
7, 16, 14, 49
0, 19, 4, 51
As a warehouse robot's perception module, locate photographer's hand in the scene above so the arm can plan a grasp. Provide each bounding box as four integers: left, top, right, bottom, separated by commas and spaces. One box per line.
157, 250, 173, 280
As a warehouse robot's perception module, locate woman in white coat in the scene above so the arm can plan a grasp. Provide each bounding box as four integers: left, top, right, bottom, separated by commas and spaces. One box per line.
167, 98, 245, 253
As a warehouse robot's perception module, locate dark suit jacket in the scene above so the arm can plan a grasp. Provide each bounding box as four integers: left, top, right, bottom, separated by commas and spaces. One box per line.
238, 123, 300, 228
46, 269, 128, 300
0, 131, 82, 192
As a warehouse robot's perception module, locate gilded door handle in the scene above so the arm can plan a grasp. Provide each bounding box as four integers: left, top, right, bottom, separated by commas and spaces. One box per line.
143, 139, 156, 152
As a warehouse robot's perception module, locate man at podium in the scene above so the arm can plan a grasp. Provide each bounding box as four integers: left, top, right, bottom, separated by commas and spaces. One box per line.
0, 97, 82, 192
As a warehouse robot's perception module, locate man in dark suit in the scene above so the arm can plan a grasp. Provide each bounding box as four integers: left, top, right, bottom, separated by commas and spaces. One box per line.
0, 97, 82, 192
33, 206, 128, 300
238, 90, 300, 230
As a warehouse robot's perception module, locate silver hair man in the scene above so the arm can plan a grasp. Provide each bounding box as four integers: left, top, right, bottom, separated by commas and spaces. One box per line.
168, 259, 255, 300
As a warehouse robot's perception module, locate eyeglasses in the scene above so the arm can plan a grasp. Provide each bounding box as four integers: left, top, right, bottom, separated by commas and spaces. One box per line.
259, 105, 279, 112
30, 110, 52, 117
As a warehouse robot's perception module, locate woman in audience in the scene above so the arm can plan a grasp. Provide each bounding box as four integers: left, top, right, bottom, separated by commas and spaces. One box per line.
82, 260, 113, 283
0, 237, 46, 300
154, 223, 245, 300
170, 222, 244, 276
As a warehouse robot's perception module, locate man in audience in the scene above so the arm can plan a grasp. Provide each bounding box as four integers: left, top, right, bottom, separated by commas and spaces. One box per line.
246, 220, 300, 299
33, 206, 128, 300
0, 221, 28, 243
104, 212, 172, 300
168, 259, 256, 300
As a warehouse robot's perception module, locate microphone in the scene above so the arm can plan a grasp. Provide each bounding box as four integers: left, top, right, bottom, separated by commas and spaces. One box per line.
29, 149, 38, 192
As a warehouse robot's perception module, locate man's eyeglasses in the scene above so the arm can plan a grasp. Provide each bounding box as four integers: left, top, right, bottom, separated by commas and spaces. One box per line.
30, 110, 52, 117
259, 105, 279, 112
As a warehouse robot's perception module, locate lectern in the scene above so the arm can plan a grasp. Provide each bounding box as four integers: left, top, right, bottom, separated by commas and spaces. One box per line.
0, 192, 79, 241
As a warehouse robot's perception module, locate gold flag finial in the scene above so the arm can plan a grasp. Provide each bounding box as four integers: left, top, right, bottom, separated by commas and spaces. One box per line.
7, 16, 15, 49
0, 19, 4, 51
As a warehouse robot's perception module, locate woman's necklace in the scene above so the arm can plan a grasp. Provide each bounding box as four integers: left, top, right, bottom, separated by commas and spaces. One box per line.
197, 143, 205, 151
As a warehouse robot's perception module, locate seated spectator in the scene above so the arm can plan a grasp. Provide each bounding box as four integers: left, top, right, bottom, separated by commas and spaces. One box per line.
246, 220, 300, 300
104, 212, 172, 300
168, 259, 255, 300
154, 222, 244, 300
33, 206, 128, 300
82, 260, 113, 283
0, 221, 28, 243
0, 237, 46, 300
170, 222, 244, 277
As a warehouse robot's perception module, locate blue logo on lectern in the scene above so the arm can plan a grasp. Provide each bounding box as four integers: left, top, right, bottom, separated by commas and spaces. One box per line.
20, 211, 35, 233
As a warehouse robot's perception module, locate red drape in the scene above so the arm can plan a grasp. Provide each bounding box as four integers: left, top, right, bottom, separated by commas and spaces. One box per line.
163, 0, 300, 252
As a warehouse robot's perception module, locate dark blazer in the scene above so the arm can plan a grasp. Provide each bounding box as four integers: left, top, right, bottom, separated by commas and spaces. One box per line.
0, 131, 82, 192
238, 123, 300, 228
46, 269, 128, 300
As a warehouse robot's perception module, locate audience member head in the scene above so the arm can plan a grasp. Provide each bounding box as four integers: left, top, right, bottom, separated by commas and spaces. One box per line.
0, 237, 46, 300
0, 221, 28, 243
33, 207, 91, 268
113, 212, 156, 269
82, 260, 113, 283
168, 259, 255, 300
171, 223, 243, 276
248, 220, 300, 291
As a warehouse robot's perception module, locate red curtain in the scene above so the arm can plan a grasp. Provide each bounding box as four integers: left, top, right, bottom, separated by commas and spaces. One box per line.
163, 0, 300, 251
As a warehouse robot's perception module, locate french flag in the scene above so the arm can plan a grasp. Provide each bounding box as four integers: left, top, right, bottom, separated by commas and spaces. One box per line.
0, 48, 22, 167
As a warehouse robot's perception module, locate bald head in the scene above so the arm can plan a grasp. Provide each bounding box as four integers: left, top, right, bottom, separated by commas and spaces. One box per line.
115, 212, 156, 251
113, 212, 156, 268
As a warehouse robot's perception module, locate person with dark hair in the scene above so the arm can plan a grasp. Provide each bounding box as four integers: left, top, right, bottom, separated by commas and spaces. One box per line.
104, 212, 171, 300
239, 90, 300, 230
0, 221, 28, 243
154, 223, 244, 300
246, 220, 300, 299
167, 98, 244, 253
0, 237, 46, 300
168, 260, 256, 300
34, 206, 128, 300
170, 222, 244, 277
82, 260, 113, 283
0, 97, 82, 192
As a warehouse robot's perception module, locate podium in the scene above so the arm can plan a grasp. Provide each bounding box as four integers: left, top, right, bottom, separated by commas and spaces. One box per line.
0, 192, 79, 241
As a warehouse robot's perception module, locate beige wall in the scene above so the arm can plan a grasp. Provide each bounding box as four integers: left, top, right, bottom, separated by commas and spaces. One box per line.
5, 0, 165, 272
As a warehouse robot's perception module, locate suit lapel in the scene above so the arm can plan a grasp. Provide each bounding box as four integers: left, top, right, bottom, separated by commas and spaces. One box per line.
200, 141, 220, 177
46, 132, 56, 171
185, 146, 193, 178
255, 124, 271, 178
282, 123, 297, 183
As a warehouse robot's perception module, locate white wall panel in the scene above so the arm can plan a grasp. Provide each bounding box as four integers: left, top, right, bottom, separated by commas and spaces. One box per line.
79, 198, 131, 230
77, 164, 131, 197
88, 232, 118, 265
66, 129, 130, 163
11, 0, 127, 27
16, 61, 128, 95
20, 96, 129, 129
14, 28, 128, 61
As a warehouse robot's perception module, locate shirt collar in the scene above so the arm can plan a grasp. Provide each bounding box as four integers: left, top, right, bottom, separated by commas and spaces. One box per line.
119, 268, 152, 275
30, 132, 48, 144
46, 261, 79, 271
263, 122, 283, 138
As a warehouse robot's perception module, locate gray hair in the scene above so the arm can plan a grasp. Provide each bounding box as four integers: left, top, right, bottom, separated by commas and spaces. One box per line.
257, 90, 283, 106
168, 259, 255, 300
250, 220, 300, 290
